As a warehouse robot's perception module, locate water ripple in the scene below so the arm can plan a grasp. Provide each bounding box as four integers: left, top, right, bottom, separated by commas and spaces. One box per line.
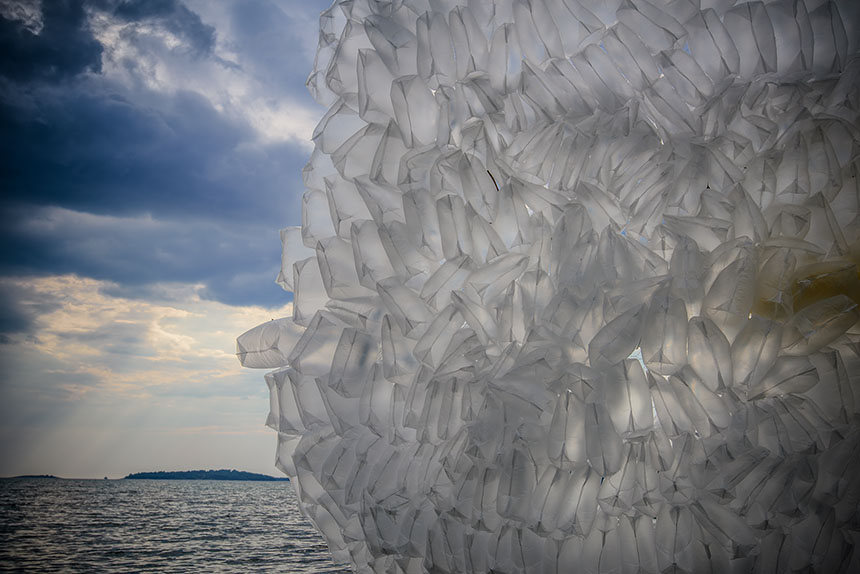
0, 478, 352, 573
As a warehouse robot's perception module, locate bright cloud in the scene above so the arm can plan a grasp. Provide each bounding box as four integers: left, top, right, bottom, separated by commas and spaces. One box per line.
0, 274, 292, 477
3, 274, 290, 394
88, 0, 322, 147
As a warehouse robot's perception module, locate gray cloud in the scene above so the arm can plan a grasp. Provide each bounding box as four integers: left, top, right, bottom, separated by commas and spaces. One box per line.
0, 0, 331, 310
0, 0, 102, 82
0, 280, 61, 336
0, 204, 290, 307
0, 84, 306, 224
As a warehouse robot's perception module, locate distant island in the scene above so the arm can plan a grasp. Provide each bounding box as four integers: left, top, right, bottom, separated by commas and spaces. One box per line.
124, 469, 289, 481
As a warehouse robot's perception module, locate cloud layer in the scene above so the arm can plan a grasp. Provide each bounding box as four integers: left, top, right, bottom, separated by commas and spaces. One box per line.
0, 0, 331, 477
1, 0, 329, 308
0, 274, 294, 477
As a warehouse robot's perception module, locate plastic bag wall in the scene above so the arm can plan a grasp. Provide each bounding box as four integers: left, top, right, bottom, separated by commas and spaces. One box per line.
238, 1, 860, 571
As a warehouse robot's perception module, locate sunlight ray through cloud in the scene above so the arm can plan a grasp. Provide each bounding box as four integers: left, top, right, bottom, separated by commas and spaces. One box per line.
0, 274, 292, 477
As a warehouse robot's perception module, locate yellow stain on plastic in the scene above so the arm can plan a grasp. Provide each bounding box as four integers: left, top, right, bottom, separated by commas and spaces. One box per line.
752, 239, 860, 320
791, 260, 860, 312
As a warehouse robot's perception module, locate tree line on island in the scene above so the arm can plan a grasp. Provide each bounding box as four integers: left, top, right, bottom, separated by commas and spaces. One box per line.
124, 469, 289, 481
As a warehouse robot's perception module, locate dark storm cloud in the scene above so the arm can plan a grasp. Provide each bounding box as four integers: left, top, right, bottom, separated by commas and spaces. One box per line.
0, 0, 216, 84
0, 0, 102, 82
0, 81, 305, 308
0, 0, 321, 311
0, 1, 320, 310
0, 280, 61, 337
0, 85, 306, 224
0, 203, 291, 307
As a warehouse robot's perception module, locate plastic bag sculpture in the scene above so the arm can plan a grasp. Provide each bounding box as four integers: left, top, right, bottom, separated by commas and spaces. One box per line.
238, 0, 860, 571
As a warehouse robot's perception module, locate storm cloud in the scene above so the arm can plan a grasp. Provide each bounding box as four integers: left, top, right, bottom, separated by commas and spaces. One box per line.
0, 0, 332, 479
0, 0, 330, 308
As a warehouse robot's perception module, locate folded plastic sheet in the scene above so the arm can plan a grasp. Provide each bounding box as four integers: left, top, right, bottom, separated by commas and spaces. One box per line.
239, 1, 860, 572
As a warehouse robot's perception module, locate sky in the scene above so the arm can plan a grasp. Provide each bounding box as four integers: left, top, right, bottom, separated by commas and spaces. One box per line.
0, 0, 333, 478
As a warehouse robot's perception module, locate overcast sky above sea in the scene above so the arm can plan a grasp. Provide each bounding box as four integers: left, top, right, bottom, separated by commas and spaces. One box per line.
0, 0, 332, 478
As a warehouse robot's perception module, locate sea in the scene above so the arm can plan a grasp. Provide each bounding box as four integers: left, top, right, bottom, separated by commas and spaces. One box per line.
0, 477, 351, 573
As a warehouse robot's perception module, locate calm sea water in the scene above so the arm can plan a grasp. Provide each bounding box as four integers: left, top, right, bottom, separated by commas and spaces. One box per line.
0, 478, 351, 573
